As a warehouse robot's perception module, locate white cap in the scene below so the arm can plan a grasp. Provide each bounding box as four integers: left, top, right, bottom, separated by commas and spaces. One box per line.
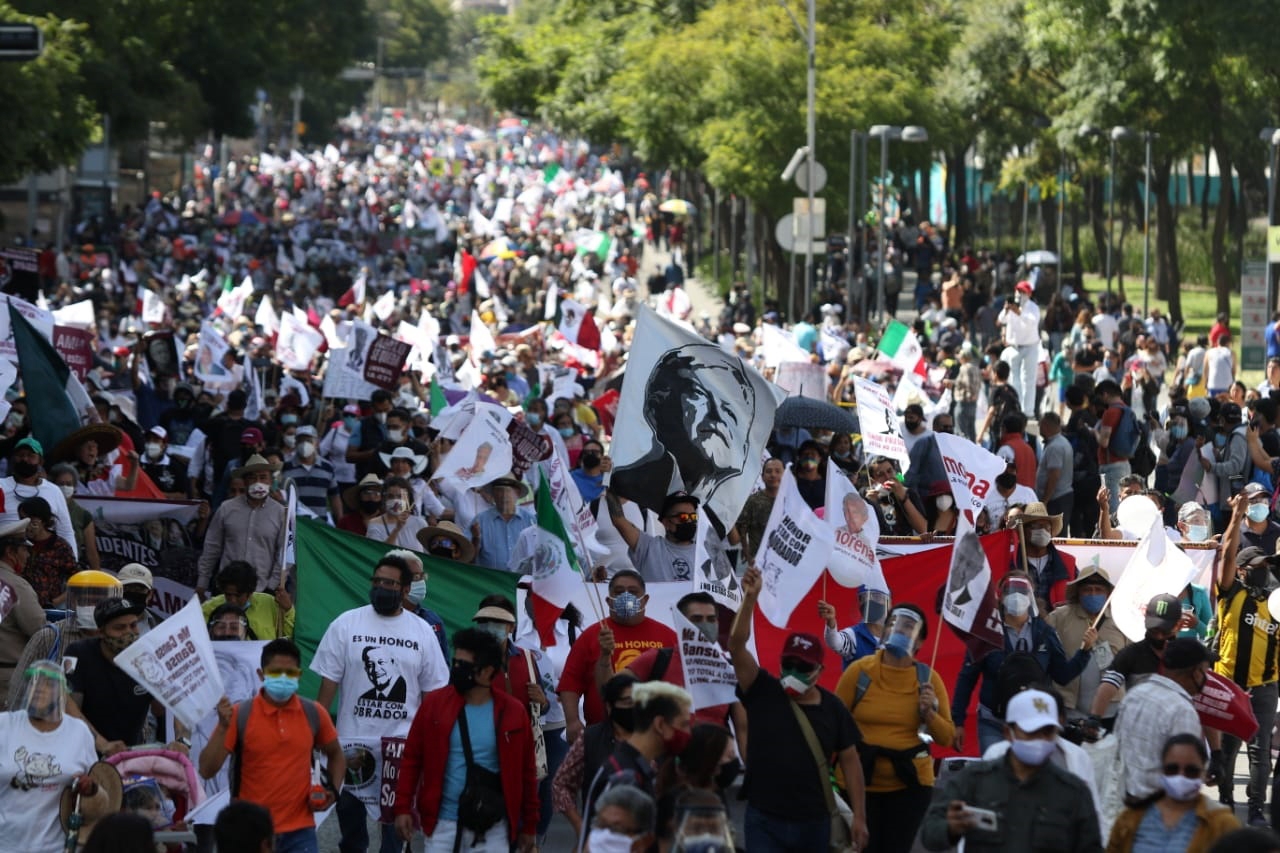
147, 425, 167, 440
117, 563, 153, 590
1005, 689, 1061, 732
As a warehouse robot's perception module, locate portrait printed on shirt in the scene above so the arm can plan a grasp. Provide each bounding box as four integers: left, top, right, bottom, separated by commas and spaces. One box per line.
357, 644, 409, 708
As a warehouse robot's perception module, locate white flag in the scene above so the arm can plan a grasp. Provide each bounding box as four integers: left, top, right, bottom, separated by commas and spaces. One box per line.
437, 403, 514, 491
758, 322, 811, 368
255, 296, 280, 336
277, 312, 324, 371
756, 469, 835, 626
142, 288, 166, 324
673, 609, 738, 711
1109, 517, 1199, 642
934, 432, 1006, 519
853, 376, 910, 471
373, 288, 396, 321
112, 597, 224, 730
217, 275, 254, 319
824, 460, 884, 591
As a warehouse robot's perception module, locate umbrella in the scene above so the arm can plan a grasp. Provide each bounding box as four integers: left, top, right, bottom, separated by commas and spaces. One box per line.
498, 117, 524, 129
1017, 249, 1058, 266
774, 396, 858, 434
219, 210, 262, 227
479, 238, 518, 260
659, 199, 696, 216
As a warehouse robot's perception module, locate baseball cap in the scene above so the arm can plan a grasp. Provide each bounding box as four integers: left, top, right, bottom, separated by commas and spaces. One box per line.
343, 403, 361, 415
661, 491, 700, 516
1236, 545, 1280, 568
94, 596, 145, 628
240, 427, 264, 445
1162, 637, 1217, 670
780, 632, 824, 668
295, 425, 318, 439
1242, 482, 1270, 500
116, 563, 153, 590
1005, 688, 1061, 731
15, 436, 43, 456
1015, 280, 1035, 294
146, 426, 167, 440
1144, 593, 1182, 630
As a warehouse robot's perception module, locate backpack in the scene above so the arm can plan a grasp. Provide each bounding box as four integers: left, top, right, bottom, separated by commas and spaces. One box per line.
231, 697, 323, 798
1107, 404, 1142, 459
851, 660, 931, 710
1129, 419, 1157, 478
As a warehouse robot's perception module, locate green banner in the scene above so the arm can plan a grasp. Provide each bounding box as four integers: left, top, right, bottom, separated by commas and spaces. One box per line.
294, 518, 520, 698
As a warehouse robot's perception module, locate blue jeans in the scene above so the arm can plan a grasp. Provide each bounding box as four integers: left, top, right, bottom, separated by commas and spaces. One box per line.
337, 791, 401, 853
1099, 460, 1131, 515
275, 828, 319, 853
744, 804, 830, 852
977, 712, 1006, 755
538, 727, 571, 838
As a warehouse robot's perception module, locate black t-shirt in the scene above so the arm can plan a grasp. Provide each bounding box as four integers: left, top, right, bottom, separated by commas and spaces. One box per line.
1105, 639, 1162, 689
66, 637, 154, 745
737, 670, 861, 820
143, 458, 190, 496
1242, 522, 1280, 556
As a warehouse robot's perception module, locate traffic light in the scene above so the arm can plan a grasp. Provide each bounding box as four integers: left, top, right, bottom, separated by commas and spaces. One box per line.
0, 23, 41, 61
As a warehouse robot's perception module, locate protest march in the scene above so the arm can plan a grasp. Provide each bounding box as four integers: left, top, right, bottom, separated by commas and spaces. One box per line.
0, 108, 1273, 853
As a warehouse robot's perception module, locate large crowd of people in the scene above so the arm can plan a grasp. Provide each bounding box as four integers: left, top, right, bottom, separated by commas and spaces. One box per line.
1, 109, 1279, 853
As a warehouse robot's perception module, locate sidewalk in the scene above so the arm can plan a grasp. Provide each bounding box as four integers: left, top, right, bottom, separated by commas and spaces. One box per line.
637, 241, 724, 322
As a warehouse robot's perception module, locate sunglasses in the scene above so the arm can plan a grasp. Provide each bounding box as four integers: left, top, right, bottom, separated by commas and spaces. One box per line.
430, 537, 459, 551
665, 512, 698, 524
1161, 762, 1203, 779
782, 659, 819, 674
264, 667, 302, 679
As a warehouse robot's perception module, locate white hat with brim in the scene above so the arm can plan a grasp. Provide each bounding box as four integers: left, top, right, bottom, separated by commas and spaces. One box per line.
379, 445, 428, 476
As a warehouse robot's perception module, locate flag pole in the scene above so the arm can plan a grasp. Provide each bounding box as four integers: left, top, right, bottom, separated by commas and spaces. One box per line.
927, 610, 945, 670
1090, 590, 1116, 631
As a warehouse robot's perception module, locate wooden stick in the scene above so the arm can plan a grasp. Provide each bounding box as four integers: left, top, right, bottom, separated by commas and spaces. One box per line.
927, 610, 946, 671
1090, 589, 1116, 631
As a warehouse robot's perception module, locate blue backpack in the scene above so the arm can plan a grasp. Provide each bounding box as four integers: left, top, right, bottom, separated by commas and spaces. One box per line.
1108, 404, 1142, 458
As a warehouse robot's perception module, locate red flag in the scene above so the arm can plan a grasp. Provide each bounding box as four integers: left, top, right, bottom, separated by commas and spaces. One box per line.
1194, 672, 1259, 741
577, 308, 602, 351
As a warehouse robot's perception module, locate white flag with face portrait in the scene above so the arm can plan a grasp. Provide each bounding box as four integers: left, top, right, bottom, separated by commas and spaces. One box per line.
756, 469, 835, 626
611, 306, 785, 536
824, 460, 884, 591
853, 376, 910, 472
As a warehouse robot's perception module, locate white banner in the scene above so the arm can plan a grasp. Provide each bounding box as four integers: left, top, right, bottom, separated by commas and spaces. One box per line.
112, 596, 225, 730
191, 640, 268, 797
756, 469, 834, 626
853, 376, 909, 470
611, 306, 784, 535
437, 403, 514, 491
775, 362, 828, 401
824, 460, 884, 590
1109, 518, 1201, 641
692, 510, 741, 609
321, 322, 379, 400
934, 432, 1006, 520
673, 609, 738, 712
142, 288, 166, 324
194, 322, 231, 383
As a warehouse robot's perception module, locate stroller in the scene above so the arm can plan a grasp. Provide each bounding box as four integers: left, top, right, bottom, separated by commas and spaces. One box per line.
107, 748, 203, 848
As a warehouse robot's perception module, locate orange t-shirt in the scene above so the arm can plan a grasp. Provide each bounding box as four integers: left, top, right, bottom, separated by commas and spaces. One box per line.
223, 693, 338, 833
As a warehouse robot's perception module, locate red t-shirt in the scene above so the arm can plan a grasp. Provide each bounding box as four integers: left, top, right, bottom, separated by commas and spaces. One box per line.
558, 618, 677, 724
1209, 322, 1229, 348
1097, 403, 1128, 464
1000, 435, 1038, 489
626, 646, 732, 728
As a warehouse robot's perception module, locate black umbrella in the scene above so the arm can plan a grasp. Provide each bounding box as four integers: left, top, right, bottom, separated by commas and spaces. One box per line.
773, 396, 858, 433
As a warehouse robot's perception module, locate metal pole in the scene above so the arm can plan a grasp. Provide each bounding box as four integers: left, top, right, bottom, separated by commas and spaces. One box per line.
1020, 179, 1030, 259
745, 202, 755, 299
848, 129, 858, 321
1141, 133, 1152, 315
713, 186, 721, 284
877, 134, 889, 322
803, 0, 816, 317
291, 85, 303, 150
730, 194, 739, 279
1057, 153, 1066, 289
1107, 136, 1116, 300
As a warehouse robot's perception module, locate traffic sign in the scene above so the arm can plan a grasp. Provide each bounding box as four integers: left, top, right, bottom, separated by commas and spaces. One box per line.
795, 160, 828, 193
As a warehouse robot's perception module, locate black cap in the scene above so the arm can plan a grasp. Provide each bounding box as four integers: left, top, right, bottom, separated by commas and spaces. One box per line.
1144, 593, 1182, 631
1235, 545, 1280, 568
660, 491, 700, 516
94, 597, 145, 629
1162, 637, 1217, 670
1218, 402, 1242, 423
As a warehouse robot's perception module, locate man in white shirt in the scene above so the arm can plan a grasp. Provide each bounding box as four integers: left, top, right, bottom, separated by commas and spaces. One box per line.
997, 281, 1042, 419
0, 437, 77, 560
1092, 311, 1119, 350
983, 467, 1038, 531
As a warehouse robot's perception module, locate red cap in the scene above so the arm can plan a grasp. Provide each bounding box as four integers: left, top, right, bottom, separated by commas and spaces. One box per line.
240, 427, 264, 445
1015, 280, 1034, 294
781, 632, 824, 668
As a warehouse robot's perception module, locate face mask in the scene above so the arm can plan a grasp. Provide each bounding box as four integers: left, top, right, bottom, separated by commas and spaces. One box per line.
884, 631, 913, 657
376, 411, 387, 424
76, 605, 97, 629
611, 592, 643, 620
1080, 593, 1107, 615
385, 498, 407, 515
1186, 524, 1211, 542
281, 414, 298, 426
475, 622, 509, 643
12, 460, 38, 479
996, 472, 1017, 490
1003, 592, 1031, 616
297, 441, 316, 458
559, 426, 575, 439
247, 483, 270, 500
429, 546, 456, 559
263, 674, 299, 702
1171, 425, 1188, 440
833, 449, 851, 460
125, 590, 149, 610
1160, 773, 1202, 802
103, 632, 139, 654
526, 413, 542, 428
5, 412, 24, 430
343, 416, 358, 431
695, 621, 719, 644
1248, 504, 1270, 523
145, 443, 163, 459
586, 828, 636, 853
671, 521, 697, 542
715, 758, 742, 790
369, 586, 401, 615
1146, 633, 1168, 651
580, 452, 601, 469
1017, 293, 1029, 305
406, 579, 427, 606
936, 495, 953, 512
610, 705, 635, 732
1028, 528, 1052, 547
360, 498, 382, 515
1247, 565, 1273, 589
799, 457, 819, 469
1010, 737, 1056, 766
904, 419, 921, 431
450, 659, 478, 694
388, 428, 405, 442
662, 725, 692, 756
780, 668, 818, 697
59, 484, 76, 500
283, 435, 297, 449
1213, 433, 1228, 448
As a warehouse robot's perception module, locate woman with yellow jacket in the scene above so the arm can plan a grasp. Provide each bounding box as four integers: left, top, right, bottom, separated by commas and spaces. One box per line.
835, 604, 955, 853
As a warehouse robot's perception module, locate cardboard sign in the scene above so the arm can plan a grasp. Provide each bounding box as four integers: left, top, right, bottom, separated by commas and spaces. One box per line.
363, 335, 413, 390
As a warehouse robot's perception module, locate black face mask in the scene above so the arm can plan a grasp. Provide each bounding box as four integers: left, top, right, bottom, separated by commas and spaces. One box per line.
715, 757, 743, 790
125, 590, 150, 609
580, 452, 601, 470
1146, 633, 1168, 651
369, 586, 400, 615
904, 419, 921, 431
359, 499, 382, 515
671, 521, 697, 542
995, 473, 1017, 490
450, 659, 478, 694
429, 546, 456, 560
609, 704, 635, 733
12, 460, 38, 478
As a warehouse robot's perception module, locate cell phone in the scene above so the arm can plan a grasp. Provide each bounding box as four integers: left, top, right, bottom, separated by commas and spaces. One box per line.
963, 806, 999, 832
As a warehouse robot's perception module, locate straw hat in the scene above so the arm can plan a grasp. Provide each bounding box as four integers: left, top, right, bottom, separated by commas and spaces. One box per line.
416, 520, 475, 564
1019, 501, 1063, 537
342, 473, 384, 512
59, 761, 123, 844
49, 423, 123, 465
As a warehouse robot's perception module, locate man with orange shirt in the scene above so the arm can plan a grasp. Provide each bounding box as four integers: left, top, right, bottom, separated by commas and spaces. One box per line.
997, 413, 1038, 490
558, 570, 677, 745
199, 638, 346, 853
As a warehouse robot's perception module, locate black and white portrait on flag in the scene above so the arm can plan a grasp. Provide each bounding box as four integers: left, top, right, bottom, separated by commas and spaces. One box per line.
611, 306, 784, 535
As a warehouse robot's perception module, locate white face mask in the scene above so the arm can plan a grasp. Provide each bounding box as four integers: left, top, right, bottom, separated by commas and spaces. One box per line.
385, 498, 407, 515
59, 484, 76, 500
586, 828, 636, 853
145, 443, 163, 460
297, 441, 316, 458
283, 435, 296, 449
247, 483, 270, 500
388, 428, 405, 443
1003, 592, 1032, 616
76, 605, 97, 629
1028, 528, 1052, 547
1160, 773, 1202, 801
936, 495, 953, 512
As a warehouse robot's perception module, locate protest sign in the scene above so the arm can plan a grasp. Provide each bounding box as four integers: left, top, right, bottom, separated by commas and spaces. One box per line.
277, 311, 325, 372
853, 376, 909, 470
194, 322, 231, 383
341, 737, 384, 818
0, 246, 40, 299
113, 596, 225, 729
53, 325, 95, 382
322, 322, 380, 400
363, 334, 413, 390
775, 362, 828, 400
824, 460, 884, 591
77, 496, 204, 588
507, 417, 553, 478
437, 403, 514, 491
673, 609, 738, 711
0, 292, 54, 361
378, 736, 409, 824
143, 331, 181, 378
188, 640, 268, 797
756, 469, 834, 626
1193, 672, 1259, 742
692, 510, 741, 609
940, 512, 1005, 657
142, 287, 166, 324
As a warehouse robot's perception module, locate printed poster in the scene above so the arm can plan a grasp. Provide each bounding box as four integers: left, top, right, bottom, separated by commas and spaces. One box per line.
112, 596, 225, 729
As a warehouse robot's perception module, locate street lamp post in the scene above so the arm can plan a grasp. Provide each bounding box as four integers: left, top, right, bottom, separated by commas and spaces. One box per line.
804, 0, 816, 316
1141, 132, 1158, 316
848, 129, 861, 323
868, 125, 928, 322
1260, 127, 1280, 328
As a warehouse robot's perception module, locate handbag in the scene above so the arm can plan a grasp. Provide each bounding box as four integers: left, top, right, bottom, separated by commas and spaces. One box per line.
788, 699, 856, 853
456, 705, 507, 837
522, 648, 548, 780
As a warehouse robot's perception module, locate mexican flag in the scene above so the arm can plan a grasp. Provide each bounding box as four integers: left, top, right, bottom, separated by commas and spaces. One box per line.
216, 274, 255, 318
293, 518, 519, 698
557, 298, 601, 351
877, 320, 927, 379
10, 303, 95, 451
519, 473, 586, 646
429, 376, 449, 416
573, 229, 612, 262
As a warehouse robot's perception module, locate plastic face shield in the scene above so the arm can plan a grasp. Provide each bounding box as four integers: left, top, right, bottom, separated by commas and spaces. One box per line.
884, 607, 923, 648
859, 589, 892, 626
22, 661, 66, 724
65, 571, 123, 630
